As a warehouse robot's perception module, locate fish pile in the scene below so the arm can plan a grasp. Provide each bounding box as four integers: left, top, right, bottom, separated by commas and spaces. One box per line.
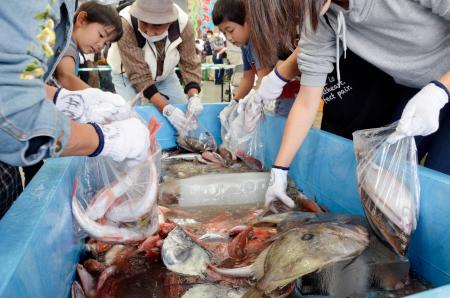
71, 148, 429, 298
160, 152, 253, 183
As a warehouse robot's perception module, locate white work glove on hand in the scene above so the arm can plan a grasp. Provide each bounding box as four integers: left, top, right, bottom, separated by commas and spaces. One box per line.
387, 82, 449, 144
55, 88, 130, 124
256, 69, 289, 105
163, 104, 196, 133
187, 94, 204, 117
92, 118, 149, 164
265, 167, 295, 212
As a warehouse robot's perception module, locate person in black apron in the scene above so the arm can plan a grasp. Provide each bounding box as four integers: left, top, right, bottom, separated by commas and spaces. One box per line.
276, 48, 449, 174
321, 49, 418, 140
275, 49, 418, 140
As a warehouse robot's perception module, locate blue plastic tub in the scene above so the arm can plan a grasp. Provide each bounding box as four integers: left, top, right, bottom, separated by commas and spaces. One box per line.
0, 104, 448, 297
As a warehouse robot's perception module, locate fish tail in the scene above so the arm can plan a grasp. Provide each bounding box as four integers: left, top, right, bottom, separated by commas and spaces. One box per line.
242, 287, 262, 298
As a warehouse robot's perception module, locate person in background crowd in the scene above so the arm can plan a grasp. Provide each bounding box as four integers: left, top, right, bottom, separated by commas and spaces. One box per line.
203, 29, 214, 81
203, 30, 214, 60
209, 27, 227, 85
107, 0, 203, 134
0, 0, 149, 219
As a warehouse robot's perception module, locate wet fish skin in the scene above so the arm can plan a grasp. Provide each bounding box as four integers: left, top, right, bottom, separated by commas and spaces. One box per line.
162, 227, 211, 276
71, 281, 86, 298
72, 182, 149, 243
250, 211, 316, 226
160, 158, 253, 184
105, 162, 158, 223
76, 264, 96, 297
163, 153, 202, 160
243, 223, 369, 297
182, 284, 245, 298
277, 213, 365, 233
201, 150, 230, 166
178, 133, 217, 153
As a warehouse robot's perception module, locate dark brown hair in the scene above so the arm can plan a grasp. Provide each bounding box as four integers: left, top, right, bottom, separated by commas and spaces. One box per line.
75, 1, 123, 42
212, 0, 246, 26
245, 0, 348, 67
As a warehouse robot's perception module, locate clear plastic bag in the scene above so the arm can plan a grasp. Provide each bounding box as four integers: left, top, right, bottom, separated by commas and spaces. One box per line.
71, 115, 161, 243
353, 122, 420, 256
220, 91, 265, 170
177, 113, 217, 153
72, 157, 160, 243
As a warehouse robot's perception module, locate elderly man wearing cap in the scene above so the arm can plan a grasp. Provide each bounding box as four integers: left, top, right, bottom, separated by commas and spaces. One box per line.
108, 0, 203, 132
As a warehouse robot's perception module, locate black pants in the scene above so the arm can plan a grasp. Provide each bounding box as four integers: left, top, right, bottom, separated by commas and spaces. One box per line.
22, 160, 44, 187
0, 162, 22, 219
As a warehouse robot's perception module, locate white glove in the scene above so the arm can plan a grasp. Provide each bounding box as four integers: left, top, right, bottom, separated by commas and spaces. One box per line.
265, 167, 295, 212
187, 94, 204, 117
163, 104, 196, 133
93, 118, 149, 164
256, 69, 289, 104
55, 88, 130, 124
387, 82, 449, 143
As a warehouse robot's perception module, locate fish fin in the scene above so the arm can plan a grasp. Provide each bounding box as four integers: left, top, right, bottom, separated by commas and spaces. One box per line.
242, 287, 263, 298
148, 117, 161, 154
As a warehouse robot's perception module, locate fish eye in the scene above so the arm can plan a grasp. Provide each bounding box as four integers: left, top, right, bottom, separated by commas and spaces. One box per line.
301, 233, 314, 241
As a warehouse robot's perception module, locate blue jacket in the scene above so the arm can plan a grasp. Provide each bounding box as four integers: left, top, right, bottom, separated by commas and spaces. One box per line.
0, 0, 75, 166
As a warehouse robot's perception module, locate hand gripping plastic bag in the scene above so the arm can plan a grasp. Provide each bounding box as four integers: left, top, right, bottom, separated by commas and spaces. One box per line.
71, 115, 161, 243
128, 87, 216, 154
353, 122, 420, 256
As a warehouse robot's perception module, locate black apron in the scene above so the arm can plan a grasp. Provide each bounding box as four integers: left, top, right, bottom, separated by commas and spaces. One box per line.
321, 49, 418, 140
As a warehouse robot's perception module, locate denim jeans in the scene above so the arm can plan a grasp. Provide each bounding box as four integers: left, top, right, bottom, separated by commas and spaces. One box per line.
274, 98, 295, 117
111, 72, 187, 104
0, 0, 74, 166
212, 54, 224, 84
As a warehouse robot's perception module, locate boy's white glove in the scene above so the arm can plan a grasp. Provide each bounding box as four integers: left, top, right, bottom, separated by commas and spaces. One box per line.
90, 118, 149, 164
265, 167, 295, 212
256, 69, 289, 104
163, 104, 196, 133
387, 82, 449, 143
187, 94, 204, 117
55, 88, 130, 124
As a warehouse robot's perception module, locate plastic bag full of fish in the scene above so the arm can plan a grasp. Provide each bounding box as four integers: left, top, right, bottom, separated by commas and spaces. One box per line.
72, 157, 160, 243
